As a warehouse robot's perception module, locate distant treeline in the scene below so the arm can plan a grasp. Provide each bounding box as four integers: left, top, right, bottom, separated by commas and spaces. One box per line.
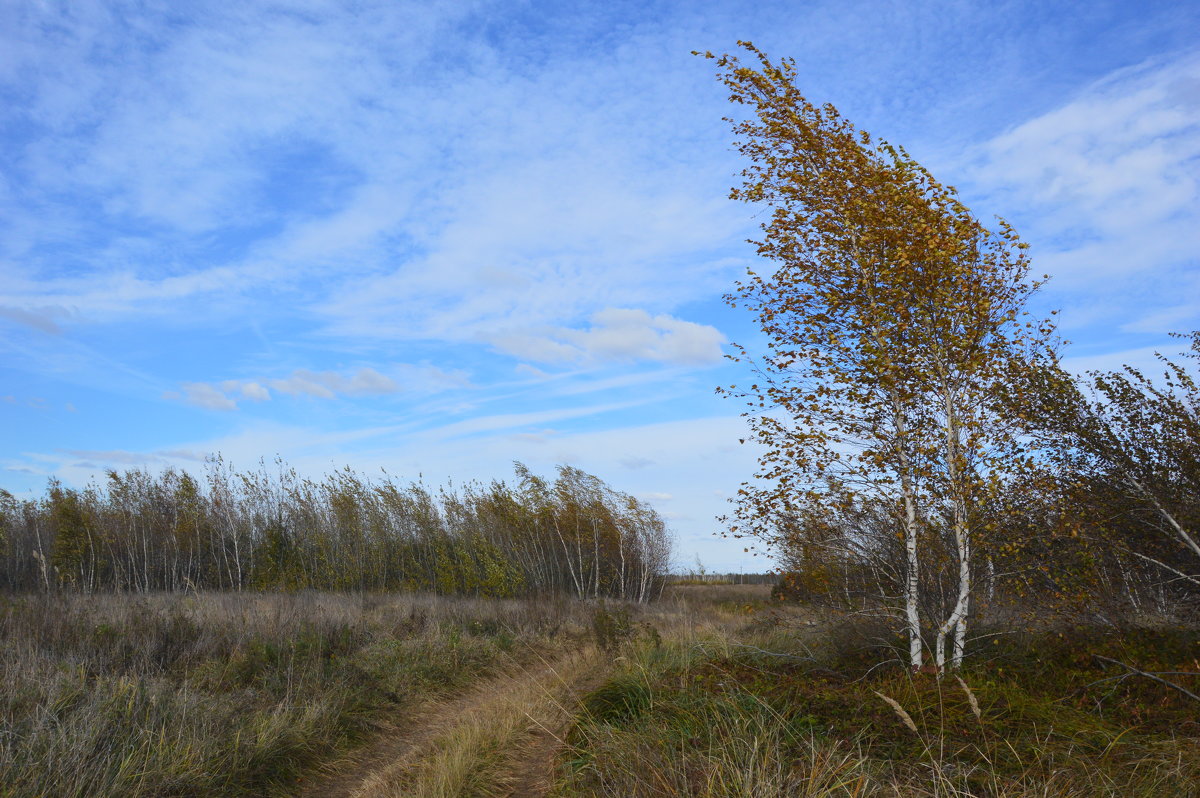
0, 460, 672, 601
667, 572, 775, 585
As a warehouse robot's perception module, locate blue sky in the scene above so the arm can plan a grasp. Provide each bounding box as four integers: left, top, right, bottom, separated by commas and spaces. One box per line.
2, 0, 1198, 570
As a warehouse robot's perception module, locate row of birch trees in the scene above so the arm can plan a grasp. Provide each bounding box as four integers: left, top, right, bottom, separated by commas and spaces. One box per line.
706, 43, 1198, 671
0, 460, 672, 601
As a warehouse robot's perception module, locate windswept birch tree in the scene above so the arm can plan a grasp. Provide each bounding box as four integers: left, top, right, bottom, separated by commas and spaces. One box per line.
706, 43, 1055, 670
1032, 332, 1200, 588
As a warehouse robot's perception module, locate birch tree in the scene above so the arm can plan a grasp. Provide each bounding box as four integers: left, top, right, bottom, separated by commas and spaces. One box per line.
706, 42, 1055, 670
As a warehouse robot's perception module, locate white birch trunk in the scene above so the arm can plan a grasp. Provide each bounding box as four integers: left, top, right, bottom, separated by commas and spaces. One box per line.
592, 518, 601, 599
893, 404, 924, 670
935, 386, 972, 671
552, 517, 583, 597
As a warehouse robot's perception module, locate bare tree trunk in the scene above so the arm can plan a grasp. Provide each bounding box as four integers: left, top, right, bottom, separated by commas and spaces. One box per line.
951, 530, 971, 668
1127, 476, 1200, 558
592, 518, 601, 599
86, 525, 97, 594
936, 386, 973, 671
893, 404, 925, 670
935, 506, 972, 671
551, 517, 583, 597
33, 515, 50, 593
617, 524, 627, 600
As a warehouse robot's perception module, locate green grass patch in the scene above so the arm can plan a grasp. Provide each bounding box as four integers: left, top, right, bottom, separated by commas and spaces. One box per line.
559, 622, 1200, 797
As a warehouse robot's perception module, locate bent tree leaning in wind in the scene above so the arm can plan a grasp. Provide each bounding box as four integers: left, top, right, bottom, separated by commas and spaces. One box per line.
706, 42, 1056, 670
1037, 332, 1200, 588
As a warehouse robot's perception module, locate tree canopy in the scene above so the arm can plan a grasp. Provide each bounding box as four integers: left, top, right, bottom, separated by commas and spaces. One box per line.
706, 42, 1056, 669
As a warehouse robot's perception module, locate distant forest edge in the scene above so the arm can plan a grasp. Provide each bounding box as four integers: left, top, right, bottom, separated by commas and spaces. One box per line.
0, 460, 672, 601
667, 572, 775, 585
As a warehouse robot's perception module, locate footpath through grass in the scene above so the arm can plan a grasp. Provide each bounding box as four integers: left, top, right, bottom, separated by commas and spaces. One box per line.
0, 591, 590, 798
5, 585, 1197, 797
557, 587, 1200, 797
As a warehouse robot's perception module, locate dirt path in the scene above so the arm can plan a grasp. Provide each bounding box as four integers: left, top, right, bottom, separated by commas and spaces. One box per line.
295, 647, 607, 798
497, 663, 609, 798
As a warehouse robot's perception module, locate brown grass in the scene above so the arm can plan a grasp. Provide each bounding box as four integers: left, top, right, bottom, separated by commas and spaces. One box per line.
0, 591, 594, 798
553, 590, 1200, 797
6, 586, 1195, 798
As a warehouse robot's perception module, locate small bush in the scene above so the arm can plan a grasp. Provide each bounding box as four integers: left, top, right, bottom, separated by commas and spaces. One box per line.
591, 605, 634, 652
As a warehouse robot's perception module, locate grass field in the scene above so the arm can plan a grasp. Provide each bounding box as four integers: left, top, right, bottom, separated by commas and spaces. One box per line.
2, 586, 1197, 797
562, 585, 1200, 797
0, 591, 589, 797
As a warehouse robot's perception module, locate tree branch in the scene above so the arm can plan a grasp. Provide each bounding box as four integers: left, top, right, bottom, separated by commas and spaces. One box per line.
1128, 551, 1200, 588
1093, 654, 1200, 704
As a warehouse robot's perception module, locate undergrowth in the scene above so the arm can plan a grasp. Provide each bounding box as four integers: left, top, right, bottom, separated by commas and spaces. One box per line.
558, 606, 1200, 797
8, 586, 1197, 797
0, 591, 587, 798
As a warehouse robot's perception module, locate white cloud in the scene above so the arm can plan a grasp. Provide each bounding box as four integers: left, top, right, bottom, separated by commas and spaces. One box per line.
1059, 342, 1194, 378
491, 334, 583, 364
268, 371, 339, 399
0, 305, 72, 334
63, 449, 160, 465
220, 380, 271, 401
4, 466, 45, 475
178, 382, 238, 411
0, 2, 747, 343
433, 400, 646, 439
973, 55, 1199, 226
267, 366, 441, 397
570, 309, 726, 364
514, 363, 550, 379
157, 448, 209, 462
962, 50, 1200, 339
493, 308, 725, 366
168, 364, 466, 410
620, 456, 654, 470
239, 382, 271, 401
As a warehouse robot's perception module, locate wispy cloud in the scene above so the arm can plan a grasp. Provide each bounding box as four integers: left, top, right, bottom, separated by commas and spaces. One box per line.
234, 382, 271, 402
267, 368, 396, 399
0, 305, 72, 334
962, 50, 1200, 338
493, 308, 725, 366
2, 2, 745, 344
173, 383, 238, 412
166, 364, 469, 410
4, 1, 1199, 569
431, 400, 649, 439
62, 449, 162, 466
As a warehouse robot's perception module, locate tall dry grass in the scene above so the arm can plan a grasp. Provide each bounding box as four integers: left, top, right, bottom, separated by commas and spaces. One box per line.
0, 591, 593, 798
7, 585, 1195, 797
554, 588, 1200, 797
349, 646, 602, 798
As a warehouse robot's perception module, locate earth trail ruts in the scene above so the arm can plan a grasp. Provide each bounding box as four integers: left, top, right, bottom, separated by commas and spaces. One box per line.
499, 664, 609, 797
296, 647, 605, 798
